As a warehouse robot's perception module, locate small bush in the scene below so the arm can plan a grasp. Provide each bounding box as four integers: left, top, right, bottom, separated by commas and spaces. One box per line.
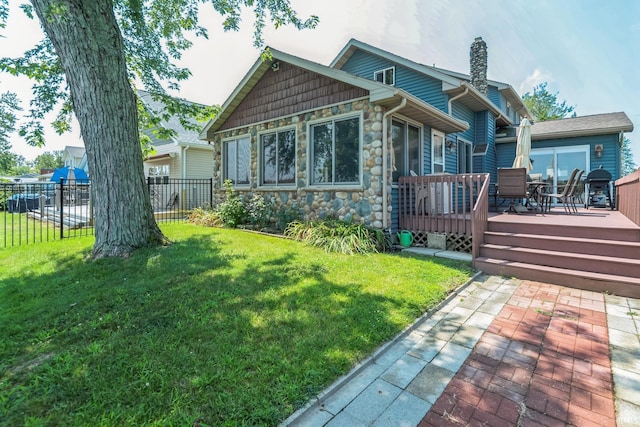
284, 219, 387, 254
217, 180, 248, 228
247, 194, 273, 229
275, 204, 302, 231
187, 207, 222, 227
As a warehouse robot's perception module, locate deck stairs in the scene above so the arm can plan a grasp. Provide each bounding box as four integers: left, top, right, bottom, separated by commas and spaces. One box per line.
474, 211, 640, 298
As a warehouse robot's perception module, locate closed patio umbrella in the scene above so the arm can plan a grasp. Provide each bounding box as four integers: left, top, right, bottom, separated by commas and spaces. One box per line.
512, 118, 533, 171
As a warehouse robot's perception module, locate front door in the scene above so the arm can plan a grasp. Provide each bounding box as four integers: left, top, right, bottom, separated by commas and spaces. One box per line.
529, 145, 589, 204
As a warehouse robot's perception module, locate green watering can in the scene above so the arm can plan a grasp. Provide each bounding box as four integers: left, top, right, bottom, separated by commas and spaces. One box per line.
397, 230, 413, 248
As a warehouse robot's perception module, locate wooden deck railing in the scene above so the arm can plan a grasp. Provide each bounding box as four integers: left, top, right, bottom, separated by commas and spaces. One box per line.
472, 173, 490, 262
615, 169, 640, 227
398, 173, 490, 245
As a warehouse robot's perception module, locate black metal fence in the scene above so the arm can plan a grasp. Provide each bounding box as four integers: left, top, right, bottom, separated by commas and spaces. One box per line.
1, 178, 214, 248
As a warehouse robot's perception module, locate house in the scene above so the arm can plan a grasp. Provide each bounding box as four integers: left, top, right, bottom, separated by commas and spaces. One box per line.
496, 112, 633, 191
139, 90, 214, 182
199, 37, 633, 236
62, 146, 88, 171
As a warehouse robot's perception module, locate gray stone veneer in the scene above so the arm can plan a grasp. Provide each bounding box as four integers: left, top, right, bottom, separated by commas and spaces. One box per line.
211, 100, 391, 229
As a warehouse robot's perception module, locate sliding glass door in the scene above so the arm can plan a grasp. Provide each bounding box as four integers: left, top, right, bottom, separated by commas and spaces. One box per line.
529, 145, 589, 204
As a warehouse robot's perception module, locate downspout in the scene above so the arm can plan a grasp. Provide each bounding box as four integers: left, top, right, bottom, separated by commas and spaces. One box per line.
182, 145, 189, 180
448, 87, 468, 115
182, 145, 189, 210
382, 97, 407, 230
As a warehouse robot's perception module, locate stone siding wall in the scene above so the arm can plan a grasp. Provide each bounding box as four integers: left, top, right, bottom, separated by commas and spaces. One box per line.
212, 100, 389, 228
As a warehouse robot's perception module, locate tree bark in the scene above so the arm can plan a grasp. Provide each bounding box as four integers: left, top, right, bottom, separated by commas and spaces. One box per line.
30, 0, 166, 257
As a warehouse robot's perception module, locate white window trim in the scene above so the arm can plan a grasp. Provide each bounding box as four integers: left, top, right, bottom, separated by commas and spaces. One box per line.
307, 112, 363, 188
457, 137, 473, 174
257, 126, 298, 189
374, 66, 395, 86
391, 116, 423, 184
221, 134, 251, 187
431, 129, 445, 174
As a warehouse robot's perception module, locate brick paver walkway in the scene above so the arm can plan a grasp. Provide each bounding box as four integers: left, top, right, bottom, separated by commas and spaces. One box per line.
419, 281, 616, 427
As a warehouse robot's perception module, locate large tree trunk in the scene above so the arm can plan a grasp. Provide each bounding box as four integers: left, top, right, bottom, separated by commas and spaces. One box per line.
31, 0, 166, 257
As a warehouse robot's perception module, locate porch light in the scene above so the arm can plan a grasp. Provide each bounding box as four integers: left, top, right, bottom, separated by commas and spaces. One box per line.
446, 140, 456, 153
594, 144, 604, 158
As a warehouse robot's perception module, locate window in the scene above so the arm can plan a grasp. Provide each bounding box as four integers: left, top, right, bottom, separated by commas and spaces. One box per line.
260, 129, 296, 186
392, 119, 421, 182
223, 136, 250, 185
458, 139, 472, 174
148, 165, 169, 177
374, 67, 395, 85
310, 116, 360, 185
432, 130, 445, 173
148, 165, 170, 184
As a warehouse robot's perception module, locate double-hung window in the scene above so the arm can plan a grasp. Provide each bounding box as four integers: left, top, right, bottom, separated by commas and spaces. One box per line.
457, 139, 472, 174
310, 116, 360, 185
431, 130, 445, 173
223, 136, 250, 185
392, 119, 421, 182
260, 129, 296, 186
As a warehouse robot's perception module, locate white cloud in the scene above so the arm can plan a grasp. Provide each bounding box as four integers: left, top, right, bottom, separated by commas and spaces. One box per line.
519, 69, 554, 94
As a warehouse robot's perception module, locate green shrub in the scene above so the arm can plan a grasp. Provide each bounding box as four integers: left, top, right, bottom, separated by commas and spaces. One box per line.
217, 180, 248, 228
247, 194, 273, 229
188, 207, 222, 227
284, 218, 387, 254
275, 204, 302, 231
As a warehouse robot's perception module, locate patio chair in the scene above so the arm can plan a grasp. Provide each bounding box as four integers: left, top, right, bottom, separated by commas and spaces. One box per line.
496, 167, 528, 213
567, 169, 585, 213
542, 168, 580, 214
166, 192, 179, 209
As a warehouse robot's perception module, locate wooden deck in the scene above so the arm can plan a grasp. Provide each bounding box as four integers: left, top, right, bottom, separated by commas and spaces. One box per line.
476, 207, 640, 298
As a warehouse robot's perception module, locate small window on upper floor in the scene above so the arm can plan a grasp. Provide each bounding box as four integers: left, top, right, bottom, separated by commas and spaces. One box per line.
374, 67, 395, 85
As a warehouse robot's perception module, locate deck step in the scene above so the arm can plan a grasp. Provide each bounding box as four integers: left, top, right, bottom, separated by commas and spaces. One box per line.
487, 221, 640, 242
483, 232, 640, 258
475, 257, 640, 298
480, 244, 640, 277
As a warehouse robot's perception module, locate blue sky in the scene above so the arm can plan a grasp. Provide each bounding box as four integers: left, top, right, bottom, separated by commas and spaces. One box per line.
1, 0, 639, 166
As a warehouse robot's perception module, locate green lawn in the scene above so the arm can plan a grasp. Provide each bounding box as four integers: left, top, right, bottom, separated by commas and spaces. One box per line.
0, 223, 474, 426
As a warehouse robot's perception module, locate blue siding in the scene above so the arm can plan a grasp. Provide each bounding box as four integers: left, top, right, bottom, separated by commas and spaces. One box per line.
488, 86, 501, 108
451, 102, 475, 142
341, 50, 448, 112
484, 112, 498, 184
495, 134, 621, 180
422, 126, 433, 174
474, 111, 488, 144
391, 187, 399, 232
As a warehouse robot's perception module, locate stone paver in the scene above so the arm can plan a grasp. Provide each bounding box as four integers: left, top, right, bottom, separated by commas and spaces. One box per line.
419, 281, 617, 427
606, 294, 640, 427
283, 275, 640, 427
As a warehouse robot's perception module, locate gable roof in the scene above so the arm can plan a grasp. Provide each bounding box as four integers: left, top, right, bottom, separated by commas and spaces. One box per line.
329, 39, 526, 126
200, 48, 469, 139
64, 146, 85, 158
433, 66, 533, 121
137, 90, 207, 147
497, 112, 634, 142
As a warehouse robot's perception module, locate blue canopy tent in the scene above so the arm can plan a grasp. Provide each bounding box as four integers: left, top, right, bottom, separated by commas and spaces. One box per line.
50, 166, 89, 183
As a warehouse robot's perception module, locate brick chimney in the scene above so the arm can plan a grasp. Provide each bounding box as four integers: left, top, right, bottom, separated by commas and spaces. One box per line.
470, 37, 488, 96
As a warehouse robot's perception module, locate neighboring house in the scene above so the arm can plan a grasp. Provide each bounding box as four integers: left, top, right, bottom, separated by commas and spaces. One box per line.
200, 37, 633, 232
62, 146, 88, 171
138, 89, 214, 182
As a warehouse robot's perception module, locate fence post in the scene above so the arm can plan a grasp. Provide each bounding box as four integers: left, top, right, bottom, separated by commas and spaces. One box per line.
59, 177, 65, 239
209, 178, 214, 208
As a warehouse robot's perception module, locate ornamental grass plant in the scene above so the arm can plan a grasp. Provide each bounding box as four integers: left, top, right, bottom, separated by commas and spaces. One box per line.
0, 223, 473, 426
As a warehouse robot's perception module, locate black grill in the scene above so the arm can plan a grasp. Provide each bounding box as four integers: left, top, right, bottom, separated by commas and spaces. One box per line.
585, 167, 613, 209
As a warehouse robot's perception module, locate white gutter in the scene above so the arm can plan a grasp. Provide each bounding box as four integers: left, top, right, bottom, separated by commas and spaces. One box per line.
382, 97, 407, 229
448, 87, 468, 115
